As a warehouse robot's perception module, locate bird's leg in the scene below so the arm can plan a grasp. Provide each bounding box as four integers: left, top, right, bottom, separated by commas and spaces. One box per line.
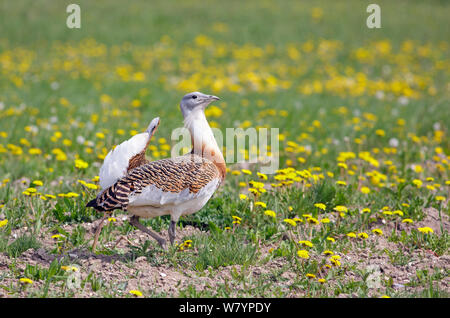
92, 213, 107, 251
168, 220, 176, 245
129, 215, 166, 248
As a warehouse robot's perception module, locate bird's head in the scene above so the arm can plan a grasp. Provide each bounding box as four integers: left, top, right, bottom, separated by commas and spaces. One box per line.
180, 92, 220, 118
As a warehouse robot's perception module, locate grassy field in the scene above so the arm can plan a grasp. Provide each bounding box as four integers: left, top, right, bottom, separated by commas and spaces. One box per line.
0, 0, 449, 298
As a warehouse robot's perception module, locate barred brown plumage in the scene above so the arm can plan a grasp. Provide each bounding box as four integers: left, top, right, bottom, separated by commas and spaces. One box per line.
87, 92, 224, 251
90, 154, 220, 212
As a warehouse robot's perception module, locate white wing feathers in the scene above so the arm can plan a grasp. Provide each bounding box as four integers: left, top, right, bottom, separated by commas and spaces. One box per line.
99, 117, 160, 190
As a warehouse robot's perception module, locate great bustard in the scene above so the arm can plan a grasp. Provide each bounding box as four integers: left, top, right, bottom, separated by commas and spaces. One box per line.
87, 92, 226, 250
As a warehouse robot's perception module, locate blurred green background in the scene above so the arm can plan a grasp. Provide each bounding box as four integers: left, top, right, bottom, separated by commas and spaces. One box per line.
1, 0, 449, 46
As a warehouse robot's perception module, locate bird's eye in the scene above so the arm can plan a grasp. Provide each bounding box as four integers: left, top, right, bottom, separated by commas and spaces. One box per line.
192, 95, 197, 99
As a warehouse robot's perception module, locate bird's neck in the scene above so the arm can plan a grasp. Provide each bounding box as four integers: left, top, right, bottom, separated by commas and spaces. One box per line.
184, 109, 226, 180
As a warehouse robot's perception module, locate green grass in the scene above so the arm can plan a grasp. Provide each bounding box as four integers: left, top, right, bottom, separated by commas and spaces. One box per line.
0, 0, 449, 298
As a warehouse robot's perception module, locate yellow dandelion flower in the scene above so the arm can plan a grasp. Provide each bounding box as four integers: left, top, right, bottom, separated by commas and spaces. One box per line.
0, 219, 8, 227
372, 229, 383, 236
306, 273, 316, 279
85, 183, 98, 190
293, 217, 304, 223
435, 196, 446, 201
131, 99, 141, 108
61, 266, 78, 272
314, 203, 326, 210
19, 278, 33, 285
28, 148, 42, 155
32, 180, 43, 186
412, 179, 422, 188
360, 186, 371, 194
239, 194, 248, 200
320, 218, 330, 224
326, 237, 336, 243
264, 210, 276, 218
346, 232, 357, 238
375, 129, 385, 137
283, 219, 297, 227
318, 278, 326, 284
255, 201, 267, 208
297, 250, 310, 259
129, 290, 143, 297
249, 181, 265, 189
75, 159, 89, 169
333, 206, 348, 213
402, 218, 413, 224
358, 232, 369, 239
91, 176, 100, 182
323, 250, 334, 256
330, 258, 341, 267
241, 169, 252, 175
232, 215, 242, 222
26, 187, 37, 193
257, 172, 268, 180
306, 217, 319, 225
298, 240, 313, 248
417, 227, 433, 234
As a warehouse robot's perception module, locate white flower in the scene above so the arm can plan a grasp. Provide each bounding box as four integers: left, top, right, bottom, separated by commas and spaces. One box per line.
76, 136, 85, 144
398, 96, 409, 105
50, 82, 60, 90
389, 138, 399, 147
375, 91, 384, 100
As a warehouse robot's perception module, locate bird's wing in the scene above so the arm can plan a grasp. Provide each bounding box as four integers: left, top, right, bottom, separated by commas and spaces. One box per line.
99, 117, 160, 189
89, 154, 221, 211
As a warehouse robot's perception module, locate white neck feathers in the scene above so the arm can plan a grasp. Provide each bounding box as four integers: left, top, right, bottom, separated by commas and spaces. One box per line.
183, 109, 226, 178
184, 109, 219, 153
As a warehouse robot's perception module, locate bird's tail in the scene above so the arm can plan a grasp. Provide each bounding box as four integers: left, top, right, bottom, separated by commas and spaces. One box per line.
86, 183, 128, 212
86, 197, 105, 211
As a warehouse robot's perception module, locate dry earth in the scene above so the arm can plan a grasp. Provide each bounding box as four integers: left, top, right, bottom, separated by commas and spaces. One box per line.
0, 207, 448, 297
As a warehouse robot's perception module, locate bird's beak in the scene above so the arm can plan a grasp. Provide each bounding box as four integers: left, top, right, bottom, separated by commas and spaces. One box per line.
208, 95, 220, 101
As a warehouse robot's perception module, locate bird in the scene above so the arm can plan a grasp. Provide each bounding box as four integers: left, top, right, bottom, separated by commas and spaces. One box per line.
86, 92, 226, 251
